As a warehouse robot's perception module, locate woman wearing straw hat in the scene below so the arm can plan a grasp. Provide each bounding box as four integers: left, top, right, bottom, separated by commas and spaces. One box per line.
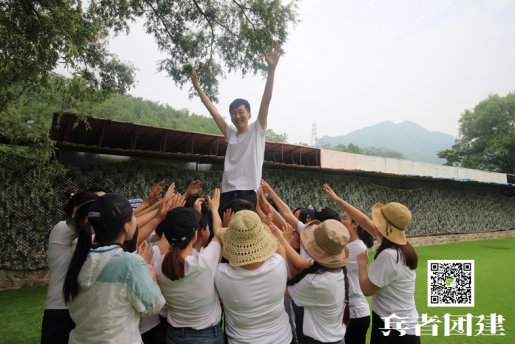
274, 219, 350, 344
215, 209, 292, 344
321, 184, 420, 344
323, 184, 374, 344
156, 190, 225, 344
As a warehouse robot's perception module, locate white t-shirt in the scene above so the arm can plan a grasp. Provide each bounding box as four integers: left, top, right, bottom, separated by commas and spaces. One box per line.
346, 240, 371, 318
157, 241, 222, 330
368, 248, 419, 335
140, 245, 163, 334
222, 120, 266, 193
45, 220, 77, 309
215, 253, 292, 344
288, 270, 347, 342
296, 221, 311, 260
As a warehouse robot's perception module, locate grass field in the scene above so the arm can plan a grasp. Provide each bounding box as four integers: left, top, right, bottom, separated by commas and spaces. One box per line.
0, 237, 513, 344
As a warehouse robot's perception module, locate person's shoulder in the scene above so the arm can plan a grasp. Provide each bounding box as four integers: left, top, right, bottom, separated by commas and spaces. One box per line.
375, 248, 398, 263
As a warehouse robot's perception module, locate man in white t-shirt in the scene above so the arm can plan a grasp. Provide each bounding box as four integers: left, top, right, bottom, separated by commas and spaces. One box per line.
191, 43, 283, 209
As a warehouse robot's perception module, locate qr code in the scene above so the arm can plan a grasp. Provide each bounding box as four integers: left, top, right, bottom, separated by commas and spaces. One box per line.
427, 260, 474, 307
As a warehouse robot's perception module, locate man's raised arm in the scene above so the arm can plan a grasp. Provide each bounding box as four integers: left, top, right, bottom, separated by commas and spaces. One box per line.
191, 68, 228, 137
258, 43, 284, 130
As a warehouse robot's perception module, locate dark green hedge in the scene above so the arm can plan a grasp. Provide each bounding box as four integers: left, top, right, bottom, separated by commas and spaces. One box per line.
1, 158, 514, 270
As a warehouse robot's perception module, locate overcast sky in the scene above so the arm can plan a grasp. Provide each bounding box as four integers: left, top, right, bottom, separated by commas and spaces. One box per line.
108, 0, 515, 145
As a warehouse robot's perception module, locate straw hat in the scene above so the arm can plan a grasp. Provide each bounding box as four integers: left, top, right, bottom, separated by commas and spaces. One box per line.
371, 202, 411, 245
219, 210, 278, 267
300, 219, 350, 268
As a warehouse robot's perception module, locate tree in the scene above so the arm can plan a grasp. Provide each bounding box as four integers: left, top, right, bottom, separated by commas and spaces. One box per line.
438, 93, 515, 174
1, 0, 298, 193
1, 0, 298, 109
266, 129, 288, 143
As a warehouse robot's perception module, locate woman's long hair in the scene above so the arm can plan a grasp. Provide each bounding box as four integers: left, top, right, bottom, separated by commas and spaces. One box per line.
63, 195, 132, 302
375, 237, 418, 270
161, 238, 192, 281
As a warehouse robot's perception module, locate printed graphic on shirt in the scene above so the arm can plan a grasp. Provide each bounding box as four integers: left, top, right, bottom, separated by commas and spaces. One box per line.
427, 260, 474, 307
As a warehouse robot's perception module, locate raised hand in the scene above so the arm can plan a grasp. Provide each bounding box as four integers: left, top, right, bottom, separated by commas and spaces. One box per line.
323, 183, 339, 201
257, 189, 273, 225
164, 181, 176, 199
265, 42, 284, 69
185, 180, 202, 199
260, 179, 272, 194
148, 179, 165, 204
222, 208, 233, 228
137, 240, 153, 264
193, 197, 205, 213
191, 68, 201, 89
208, 188, 221, 213
282, 223, 294, 244
169, 193, 186, 210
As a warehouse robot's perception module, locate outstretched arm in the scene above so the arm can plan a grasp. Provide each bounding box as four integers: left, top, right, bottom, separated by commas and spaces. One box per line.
322, 184, 378, 238
191, 68, 228, 137
258, 43, 283, 130
260, 179, 299, 228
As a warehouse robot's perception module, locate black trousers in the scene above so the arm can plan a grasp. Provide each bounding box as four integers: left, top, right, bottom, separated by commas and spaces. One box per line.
41, 309, 75, 344
371, 312, 421, 344
345, 315, 370, 344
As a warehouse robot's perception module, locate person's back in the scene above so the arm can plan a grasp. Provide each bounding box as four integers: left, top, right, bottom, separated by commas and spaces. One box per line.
64, 193, 164, 344
216, 253, 291, 343
215, 210, 292, 344
157, 241, 222, 328
156, 205, 225, 344
69, 248, 162, 344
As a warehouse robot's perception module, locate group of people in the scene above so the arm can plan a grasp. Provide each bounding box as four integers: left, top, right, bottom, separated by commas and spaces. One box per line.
41, 43, 421, 344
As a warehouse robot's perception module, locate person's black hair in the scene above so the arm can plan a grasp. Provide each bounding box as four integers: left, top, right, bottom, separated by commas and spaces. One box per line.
63, 194, 133, 302
185, 194, 209, 214
293, 207, 311, 224
229, 98, 250, 113
287, 262, 324, 286
160, 207, 200, 281
86, 184, 110, 194
314, 207, 340, 222
220, 198, 256, 217
63, 191, 98, 221
357, 227, 374, 248
375, 237, 418, 270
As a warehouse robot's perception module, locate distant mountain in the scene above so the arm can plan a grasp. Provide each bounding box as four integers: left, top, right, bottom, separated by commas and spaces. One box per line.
318, 121, 455, 164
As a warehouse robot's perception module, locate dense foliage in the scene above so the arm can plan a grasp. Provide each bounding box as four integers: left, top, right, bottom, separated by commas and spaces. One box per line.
1, 0, 297, 193
439, 93, 515, 174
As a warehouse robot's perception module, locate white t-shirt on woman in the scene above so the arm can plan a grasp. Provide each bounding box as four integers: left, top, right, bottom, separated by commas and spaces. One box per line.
368, 248, 419, 335
215, 253, 292, 344
288, 270, 347, 342
346, 240, 371, 319
157, 241, 222, 330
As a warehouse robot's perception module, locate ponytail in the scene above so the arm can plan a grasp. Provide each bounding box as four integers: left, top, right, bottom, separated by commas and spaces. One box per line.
63, 223, 92, 303
161, 247, 185, 281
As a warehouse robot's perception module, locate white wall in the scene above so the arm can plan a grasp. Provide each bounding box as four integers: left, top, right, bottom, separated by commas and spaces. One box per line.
320, 149, 507, 184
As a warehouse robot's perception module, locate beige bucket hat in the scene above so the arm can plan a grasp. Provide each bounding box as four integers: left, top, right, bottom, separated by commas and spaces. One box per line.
371, 202, 412, 245
300, 219, 350, 268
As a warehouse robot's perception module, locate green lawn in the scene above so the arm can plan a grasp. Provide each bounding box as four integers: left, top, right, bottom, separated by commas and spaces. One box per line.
0, 237, 513, 344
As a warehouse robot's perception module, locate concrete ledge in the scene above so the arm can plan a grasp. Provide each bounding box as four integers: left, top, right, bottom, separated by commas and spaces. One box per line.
408, 229, 515, 247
